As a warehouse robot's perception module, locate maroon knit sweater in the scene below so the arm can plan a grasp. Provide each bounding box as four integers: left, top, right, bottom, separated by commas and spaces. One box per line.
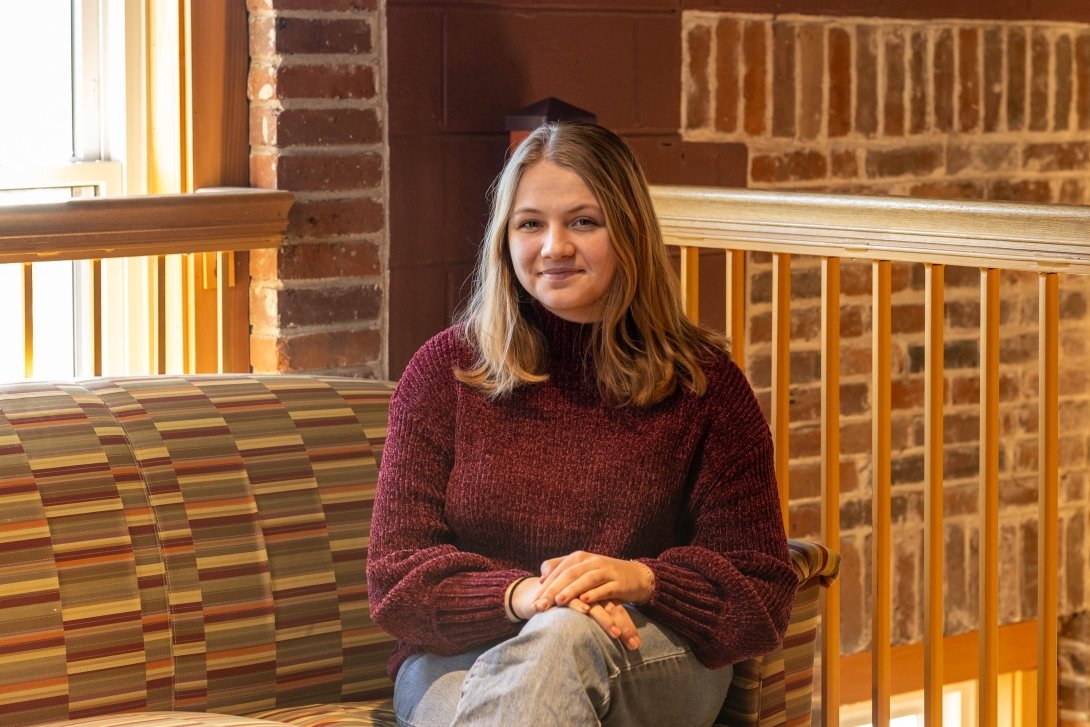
367, 308, 797, 679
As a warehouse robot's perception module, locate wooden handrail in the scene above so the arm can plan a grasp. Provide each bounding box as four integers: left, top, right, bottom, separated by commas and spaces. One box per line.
651, 184, 1078, 726
652, 185, 1090, 272
0, 188, 293, 263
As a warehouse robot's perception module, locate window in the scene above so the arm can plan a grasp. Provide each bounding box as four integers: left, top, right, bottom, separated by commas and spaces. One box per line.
0, 1, 139, 379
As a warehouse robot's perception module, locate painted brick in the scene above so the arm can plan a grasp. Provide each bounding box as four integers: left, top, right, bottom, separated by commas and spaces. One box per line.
933, 29, 954, 132
686, 24, 712, 129
957, 28, 980, 133
1007, 27, 1027, 131
909, 29, 929, 134
250, 241, 381, 282
1023, 141, 1090, 171
751, 150, 828, 183
865, 145, 943, 178
250, 62, 377, 101
983, 27, 1003, 132
828, 27, 852, 138
798, 23, 823, 140
838, 536, 868, 653
884, 29, 906, 137
947, 142, 1017, 175
1030, 29, 1050, 132
855, 25, 878, 137
772, 22, 796, 138
1078, 33, 1090, 130
251, 107, 382, 147
743, 21, 768, 135
288, 197, 384, 239
715, 18, 741, 133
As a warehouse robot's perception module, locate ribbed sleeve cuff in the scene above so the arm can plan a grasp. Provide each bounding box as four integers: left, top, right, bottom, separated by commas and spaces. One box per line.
432, 568, 531, 647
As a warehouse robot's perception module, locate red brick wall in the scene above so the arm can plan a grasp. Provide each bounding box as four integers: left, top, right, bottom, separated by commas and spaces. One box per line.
247, 0, 388, 378
684, 10, 1090, 711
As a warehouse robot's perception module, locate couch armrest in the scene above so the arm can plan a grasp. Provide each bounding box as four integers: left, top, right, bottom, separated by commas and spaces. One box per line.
717, 539, 841, 727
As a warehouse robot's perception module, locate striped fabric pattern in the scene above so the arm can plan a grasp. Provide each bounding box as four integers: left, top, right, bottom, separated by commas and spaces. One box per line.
0, 375, 836, 727
717, 539, 842, 727
0, 376, 397, 726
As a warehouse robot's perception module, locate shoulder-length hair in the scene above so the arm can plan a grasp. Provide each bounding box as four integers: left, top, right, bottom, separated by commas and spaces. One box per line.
456, 122, 727, 407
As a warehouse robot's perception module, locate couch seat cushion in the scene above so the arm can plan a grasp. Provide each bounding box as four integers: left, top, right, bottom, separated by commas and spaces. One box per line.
245, 701, 397, 726
36, 713, 295, 726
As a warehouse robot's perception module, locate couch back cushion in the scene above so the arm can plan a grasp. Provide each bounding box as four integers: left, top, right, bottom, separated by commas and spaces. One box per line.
0, 376, 396, 725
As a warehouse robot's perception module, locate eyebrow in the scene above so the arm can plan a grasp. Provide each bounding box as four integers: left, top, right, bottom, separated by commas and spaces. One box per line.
510, 203, 602, 216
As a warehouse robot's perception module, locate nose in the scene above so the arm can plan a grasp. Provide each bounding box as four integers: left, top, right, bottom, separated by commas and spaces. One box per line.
540, 226, 574, 259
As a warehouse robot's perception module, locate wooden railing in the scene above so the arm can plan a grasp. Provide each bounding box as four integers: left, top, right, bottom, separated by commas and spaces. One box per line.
652, 185, 1090, 727
0, 188, 292, 378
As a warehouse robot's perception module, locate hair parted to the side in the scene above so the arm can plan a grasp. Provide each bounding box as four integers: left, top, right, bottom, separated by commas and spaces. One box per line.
455, 122, 728, 407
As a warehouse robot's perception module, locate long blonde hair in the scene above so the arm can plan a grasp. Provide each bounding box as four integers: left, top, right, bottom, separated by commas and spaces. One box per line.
456, 122, 727, 407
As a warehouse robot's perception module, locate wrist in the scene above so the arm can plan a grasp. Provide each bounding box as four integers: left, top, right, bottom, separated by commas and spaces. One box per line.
504, 576, 533, 622
631, 560, 655, 605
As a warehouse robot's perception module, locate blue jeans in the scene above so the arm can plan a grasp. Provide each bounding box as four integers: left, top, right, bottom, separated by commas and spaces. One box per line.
393, 606, 734, 727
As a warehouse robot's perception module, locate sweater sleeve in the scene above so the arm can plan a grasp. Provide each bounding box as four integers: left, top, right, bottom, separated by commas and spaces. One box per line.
366, 333, 530, 655
637, 362, 798, 669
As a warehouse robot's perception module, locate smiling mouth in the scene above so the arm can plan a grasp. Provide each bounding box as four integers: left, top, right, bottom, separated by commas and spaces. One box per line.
539, 269, 582, 278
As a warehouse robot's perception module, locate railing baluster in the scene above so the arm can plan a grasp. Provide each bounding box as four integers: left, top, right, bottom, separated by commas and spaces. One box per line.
872, 260, 892, 726
820, 257, 841, 726
728, 250, 746, 367
772, 254, 791, 527
91, 259, 102, 376
924, 263, 945, 726
681, 246, 700, 323
980, 267, 1000, 726
22, 263, 33, 378
1039, 272, 1059, 727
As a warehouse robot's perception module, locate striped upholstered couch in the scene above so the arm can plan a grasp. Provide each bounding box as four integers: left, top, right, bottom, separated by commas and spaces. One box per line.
0, 375, 839, 727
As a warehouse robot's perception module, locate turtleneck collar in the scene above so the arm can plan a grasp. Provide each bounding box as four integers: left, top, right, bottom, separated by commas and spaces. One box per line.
529, 303, 597, 378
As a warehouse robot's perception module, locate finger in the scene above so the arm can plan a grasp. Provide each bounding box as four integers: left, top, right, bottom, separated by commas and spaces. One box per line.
539, 556, 564, 579
536, 561, 597, 606
536, 552, 590, 592
586, 603, 621, 639
554, 570, 611, 605
605, 602, 640, 651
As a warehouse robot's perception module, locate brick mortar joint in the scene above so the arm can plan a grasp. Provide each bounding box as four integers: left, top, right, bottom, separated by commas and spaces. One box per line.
250, 53, 381, 68
251, 320, 384, 337
251, 143, 385, 155
257, 98, 384, 111
248, 9, 380, 21
252, 275, 385, 292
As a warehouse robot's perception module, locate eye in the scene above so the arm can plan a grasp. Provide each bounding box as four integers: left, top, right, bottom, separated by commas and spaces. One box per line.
572, 217, 599, 229
515, 219, 542, 231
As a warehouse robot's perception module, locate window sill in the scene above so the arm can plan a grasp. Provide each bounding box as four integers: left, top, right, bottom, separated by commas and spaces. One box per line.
0, 188, 293, 263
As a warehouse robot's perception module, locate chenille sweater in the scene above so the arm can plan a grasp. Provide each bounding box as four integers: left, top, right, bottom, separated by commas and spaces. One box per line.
367, 309, 797, 679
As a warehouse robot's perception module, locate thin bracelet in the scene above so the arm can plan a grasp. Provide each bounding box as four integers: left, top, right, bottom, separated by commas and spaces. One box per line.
506, 576, 532, 623
630, 560, 656, 604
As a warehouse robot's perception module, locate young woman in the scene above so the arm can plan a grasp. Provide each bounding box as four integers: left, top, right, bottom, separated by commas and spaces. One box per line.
367, 122, 796, 727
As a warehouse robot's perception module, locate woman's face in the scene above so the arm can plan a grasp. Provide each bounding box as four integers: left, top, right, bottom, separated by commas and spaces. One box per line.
507, 161, 618, 323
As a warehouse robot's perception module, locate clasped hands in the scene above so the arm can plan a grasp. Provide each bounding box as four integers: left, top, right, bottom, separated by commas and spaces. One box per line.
509, 552, 654, 651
